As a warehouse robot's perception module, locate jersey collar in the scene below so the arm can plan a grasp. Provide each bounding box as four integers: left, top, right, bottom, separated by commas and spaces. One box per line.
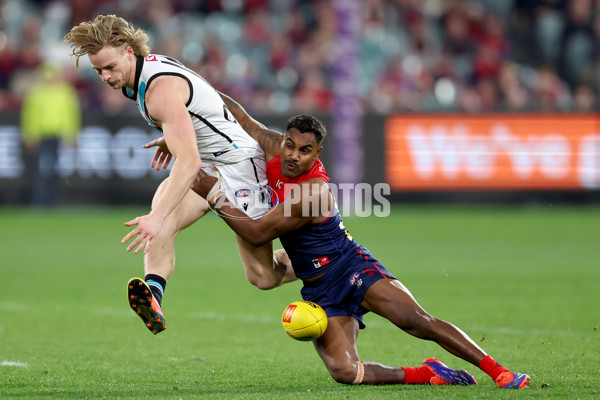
121, 55, 145, 100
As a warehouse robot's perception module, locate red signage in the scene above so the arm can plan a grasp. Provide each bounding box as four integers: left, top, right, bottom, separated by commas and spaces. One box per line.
385, 115, 600, 191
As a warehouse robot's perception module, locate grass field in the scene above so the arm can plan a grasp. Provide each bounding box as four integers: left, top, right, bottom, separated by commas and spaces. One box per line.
0, 205, 599, 399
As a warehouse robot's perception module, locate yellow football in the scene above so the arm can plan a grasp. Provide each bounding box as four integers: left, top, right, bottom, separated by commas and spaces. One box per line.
281, 301, 328, 341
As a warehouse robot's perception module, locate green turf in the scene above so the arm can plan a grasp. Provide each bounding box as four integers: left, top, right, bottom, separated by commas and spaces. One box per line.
0, 205, 598, 399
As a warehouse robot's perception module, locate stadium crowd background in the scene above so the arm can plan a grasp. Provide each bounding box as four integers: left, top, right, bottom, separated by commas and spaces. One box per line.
1, 0, 600, 116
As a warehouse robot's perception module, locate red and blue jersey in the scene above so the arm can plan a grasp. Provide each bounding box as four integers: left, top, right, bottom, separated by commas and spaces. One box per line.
267, 156, 360, 279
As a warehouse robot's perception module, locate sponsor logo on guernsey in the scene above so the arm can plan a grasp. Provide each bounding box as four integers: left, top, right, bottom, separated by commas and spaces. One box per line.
235, 189, 251, 198
282, 304, 296, 323
145, 55, 158, 62
312, 256, 330, 269
213, 149, 232, 157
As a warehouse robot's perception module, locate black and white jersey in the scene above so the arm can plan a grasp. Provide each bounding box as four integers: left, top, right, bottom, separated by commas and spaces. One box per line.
123, 54, 262, 164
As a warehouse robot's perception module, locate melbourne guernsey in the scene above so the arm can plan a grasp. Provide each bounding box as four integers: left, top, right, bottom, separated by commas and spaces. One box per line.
267, 155, 360, 279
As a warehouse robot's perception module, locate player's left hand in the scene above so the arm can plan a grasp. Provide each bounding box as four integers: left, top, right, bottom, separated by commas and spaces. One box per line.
122, 213, 163, 255
144, 137, 173, 170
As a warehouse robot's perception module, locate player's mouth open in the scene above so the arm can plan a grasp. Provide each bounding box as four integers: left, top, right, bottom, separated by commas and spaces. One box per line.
285, 161, 298, 170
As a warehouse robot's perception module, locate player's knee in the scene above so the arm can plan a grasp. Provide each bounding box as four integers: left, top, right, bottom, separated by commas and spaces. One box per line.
252, 279, 277, 291
327, 362, 360, 385
244, 263, 283, 290
246, 274, 278, 290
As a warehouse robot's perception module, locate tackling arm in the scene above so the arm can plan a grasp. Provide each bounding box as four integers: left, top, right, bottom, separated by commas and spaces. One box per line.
218, 92, 283, 162
192, 170, 327, 246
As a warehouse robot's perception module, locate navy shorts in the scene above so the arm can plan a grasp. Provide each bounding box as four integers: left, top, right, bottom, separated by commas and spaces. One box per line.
300, 245, 396, 329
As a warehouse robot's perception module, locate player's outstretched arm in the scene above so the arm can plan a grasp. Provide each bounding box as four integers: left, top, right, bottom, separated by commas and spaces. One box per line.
122, 76, 202, 254
218, 92, 283, 161
192, 170, 327, 246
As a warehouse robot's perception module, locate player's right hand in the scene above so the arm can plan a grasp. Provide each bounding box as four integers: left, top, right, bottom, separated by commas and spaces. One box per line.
144, 137, 173, 170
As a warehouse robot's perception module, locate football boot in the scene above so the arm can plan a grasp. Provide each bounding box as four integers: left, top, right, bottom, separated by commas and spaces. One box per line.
495, 371, 531, 389
127, 277, 166, 335
423, 358, 477, 385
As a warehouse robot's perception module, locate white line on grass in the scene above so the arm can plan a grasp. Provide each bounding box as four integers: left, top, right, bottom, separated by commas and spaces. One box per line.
1, 361, 28, 367
189, 311, 594, 338
190, 311, 279, 324
3, 302, 594, 338
0, 302, 29, 311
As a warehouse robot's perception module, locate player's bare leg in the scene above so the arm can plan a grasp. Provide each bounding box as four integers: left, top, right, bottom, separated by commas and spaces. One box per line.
313, 316, 474, 385
144, 179, 211, 281
129, 179, 210, 334
361, 278, 530, 388
148, 178, 296, 289
131, 178, 296, 333
313, 315, 372, 384
361, 278, 485, 364
235, 235, 297, 290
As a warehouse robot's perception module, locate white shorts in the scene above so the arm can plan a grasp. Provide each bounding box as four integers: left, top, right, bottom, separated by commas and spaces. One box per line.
203, 156, 271, 220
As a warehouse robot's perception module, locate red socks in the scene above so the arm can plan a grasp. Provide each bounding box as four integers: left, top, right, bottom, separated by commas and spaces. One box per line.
479, 355, 509, 381
402, 365, 435, 384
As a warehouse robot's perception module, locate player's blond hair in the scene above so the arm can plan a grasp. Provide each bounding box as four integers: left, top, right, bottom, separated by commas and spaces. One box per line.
64, 14, 150, 66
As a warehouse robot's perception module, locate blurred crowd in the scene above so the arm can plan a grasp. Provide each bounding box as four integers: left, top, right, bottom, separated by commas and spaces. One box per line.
1, 0, 600, 115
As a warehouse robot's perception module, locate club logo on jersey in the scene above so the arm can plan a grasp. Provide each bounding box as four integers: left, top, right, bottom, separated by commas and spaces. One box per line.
145, 55, 158, 62
349, 272, 362, 288
311, 256, 330, 269
235, 189, 251, 198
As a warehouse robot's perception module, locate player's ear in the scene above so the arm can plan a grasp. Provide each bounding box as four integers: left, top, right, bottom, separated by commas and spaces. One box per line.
315, 145, 323, 160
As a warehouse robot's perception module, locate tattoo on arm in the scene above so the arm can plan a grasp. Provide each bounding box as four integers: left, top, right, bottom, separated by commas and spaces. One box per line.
253, 129, 283, 159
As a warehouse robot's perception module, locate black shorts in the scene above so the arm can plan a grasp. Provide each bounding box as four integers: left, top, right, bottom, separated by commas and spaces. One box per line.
300, 245, 396, 329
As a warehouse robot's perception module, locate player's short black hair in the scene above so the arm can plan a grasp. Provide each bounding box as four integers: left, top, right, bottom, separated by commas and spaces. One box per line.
285, 115, 327, 144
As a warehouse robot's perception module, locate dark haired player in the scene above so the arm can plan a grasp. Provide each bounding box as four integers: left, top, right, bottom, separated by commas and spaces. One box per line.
150, 94, 530, 388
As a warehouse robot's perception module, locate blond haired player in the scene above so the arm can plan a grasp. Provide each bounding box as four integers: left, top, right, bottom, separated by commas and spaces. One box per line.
65, 15, 295, 334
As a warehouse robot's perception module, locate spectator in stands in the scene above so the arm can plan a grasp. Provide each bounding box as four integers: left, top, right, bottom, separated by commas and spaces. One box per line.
1, 0, 599, 114
558, 0, 595, 89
